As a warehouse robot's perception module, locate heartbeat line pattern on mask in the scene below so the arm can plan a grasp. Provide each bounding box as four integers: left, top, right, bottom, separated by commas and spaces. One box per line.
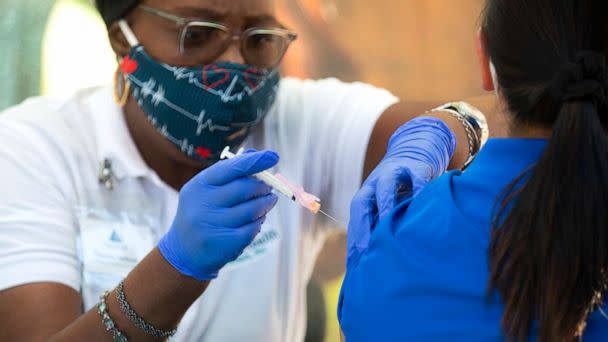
122, 46, 280, 161
161, 64, 278, 103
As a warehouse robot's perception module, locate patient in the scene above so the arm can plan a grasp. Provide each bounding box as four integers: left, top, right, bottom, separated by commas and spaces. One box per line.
339, 0, 608, 341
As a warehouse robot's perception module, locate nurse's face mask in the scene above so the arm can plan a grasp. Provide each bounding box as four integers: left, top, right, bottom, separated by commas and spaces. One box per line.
117, 20, 281, 163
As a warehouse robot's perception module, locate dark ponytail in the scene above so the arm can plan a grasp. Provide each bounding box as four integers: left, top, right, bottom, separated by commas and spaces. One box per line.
482, 1, 608, 341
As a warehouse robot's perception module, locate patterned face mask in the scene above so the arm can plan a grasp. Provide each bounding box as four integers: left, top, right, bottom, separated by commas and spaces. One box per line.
119, 22, 280, 162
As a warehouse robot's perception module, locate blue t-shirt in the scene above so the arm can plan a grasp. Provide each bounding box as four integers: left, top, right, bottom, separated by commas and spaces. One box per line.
338, 139, 608, 341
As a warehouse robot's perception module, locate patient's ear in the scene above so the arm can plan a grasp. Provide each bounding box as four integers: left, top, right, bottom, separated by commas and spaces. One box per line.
108, 22, 131, 58
476, 29, 495, 92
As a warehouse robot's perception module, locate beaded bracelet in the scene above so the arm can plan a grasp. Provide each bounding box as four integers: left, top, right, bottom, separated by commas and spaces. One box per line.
98, 291, 129, 342
116, 281, 178, 339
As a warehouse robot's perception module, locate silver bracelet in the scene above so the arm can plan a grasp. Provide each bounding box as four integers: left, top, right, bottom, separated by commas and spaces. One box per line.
116, 281, 178, 339
98, 291, 129, 342
429, 101, 489, 169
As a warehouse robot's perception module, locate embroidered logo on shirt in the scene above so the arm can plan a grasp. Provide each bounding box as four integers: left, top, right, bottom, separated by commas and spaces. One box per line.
109, 230, 122, 243
228, 228, 280, 265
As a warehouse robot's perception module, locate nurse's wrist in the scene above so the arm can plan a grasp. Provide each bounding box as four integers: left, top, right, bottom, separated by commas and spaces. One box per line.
425, 112, 469, 169
98, 248, 208, 341
428, 102, 490, 170
157, 231, 219, 282
115, 281, 178, 339
135, 248, 209, 320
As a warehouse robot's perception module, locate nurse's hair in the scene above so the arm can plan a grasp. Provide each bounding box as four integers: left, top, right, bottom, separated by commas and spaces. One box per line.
483, 0, 608, 341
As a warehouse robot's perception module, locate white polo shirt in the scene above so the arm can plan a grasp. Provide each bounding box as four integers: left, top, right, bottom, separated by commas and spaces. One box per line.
0, 77, 397, 341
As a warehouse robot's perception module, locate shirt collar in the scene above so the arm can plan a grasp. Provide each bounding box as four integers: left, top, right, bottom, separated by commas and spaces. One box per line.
87, 87, 153, 181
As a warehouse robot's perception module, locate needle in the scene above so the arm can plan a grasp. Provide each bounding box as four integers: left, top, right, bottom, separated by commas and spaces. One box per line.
318, 209, 345, 227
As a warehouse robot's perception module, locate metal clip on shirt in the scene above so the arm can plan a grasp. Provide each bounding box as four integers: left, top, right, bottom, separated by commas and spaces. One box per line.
99, 159, 114, 191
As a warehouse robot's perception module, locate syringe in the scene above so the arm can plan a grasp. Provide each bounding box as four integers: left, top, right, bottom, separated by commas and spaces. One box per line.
221, 147, 333, 219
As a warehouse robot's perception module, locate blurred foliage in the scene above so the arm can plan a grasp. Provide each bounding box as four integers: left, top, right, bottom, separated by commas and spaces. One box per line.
0, 0, 56, 110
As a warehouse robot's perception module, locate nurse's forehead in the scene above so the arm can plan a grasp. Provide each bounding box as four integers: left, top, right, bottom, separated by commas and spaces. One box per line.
143, 0, 276, 20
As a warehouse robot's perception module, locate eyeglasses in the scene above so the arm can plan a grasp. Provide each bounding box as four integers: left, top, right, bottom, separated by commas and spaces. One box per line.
139, 5, 298, 69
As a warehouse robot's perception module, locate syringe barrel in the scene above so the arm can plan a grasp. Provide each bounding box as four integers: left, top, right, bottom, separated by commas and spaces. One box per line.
221, 147, 295, 200
255, 171, 295, 200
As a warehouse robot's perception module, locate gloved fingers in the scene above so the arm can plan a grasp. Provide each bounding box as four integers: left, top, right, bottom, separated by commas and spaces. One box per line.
375, 166, 413, 220
384, 117, 456, 175
211, 215, 268, 264
346, 202, 378, 268
347, 183, 377, 254
206, 193, 278, 228
349, 182, 376, 220
199, 150, 279, 186
409, 172, 431, 197
210, 177, 273, 207
233, 215, 267, 249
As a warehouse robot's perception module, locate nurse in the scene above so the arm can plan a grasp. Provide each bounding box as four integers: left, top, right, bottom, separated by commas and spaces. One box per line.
0, 1, 493, 341
339, 0, 608, 341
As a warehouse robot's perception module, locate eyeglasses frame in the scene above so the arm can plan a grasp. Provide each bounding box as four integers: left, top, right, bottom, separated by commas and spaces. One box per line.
138, 4, 298, 67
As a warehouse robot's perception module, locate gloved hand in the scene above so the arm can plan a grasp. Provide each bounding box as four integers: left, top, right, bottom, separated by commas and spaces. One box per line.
159, 150, 279, 281
347, 117, 456, 265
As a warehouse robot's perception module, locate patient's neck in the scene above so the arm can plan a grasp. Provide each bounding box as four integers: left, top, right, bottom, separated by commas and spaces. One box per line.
508, 121, 552, 139
496, 96, 552, 139
509, 125, 552, 139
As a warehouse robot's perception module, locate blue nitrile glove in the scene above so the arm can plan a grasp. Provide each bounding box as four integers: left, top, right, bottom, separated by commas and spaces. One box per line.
158, 150, 280, 281
347, 117, 456, 265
